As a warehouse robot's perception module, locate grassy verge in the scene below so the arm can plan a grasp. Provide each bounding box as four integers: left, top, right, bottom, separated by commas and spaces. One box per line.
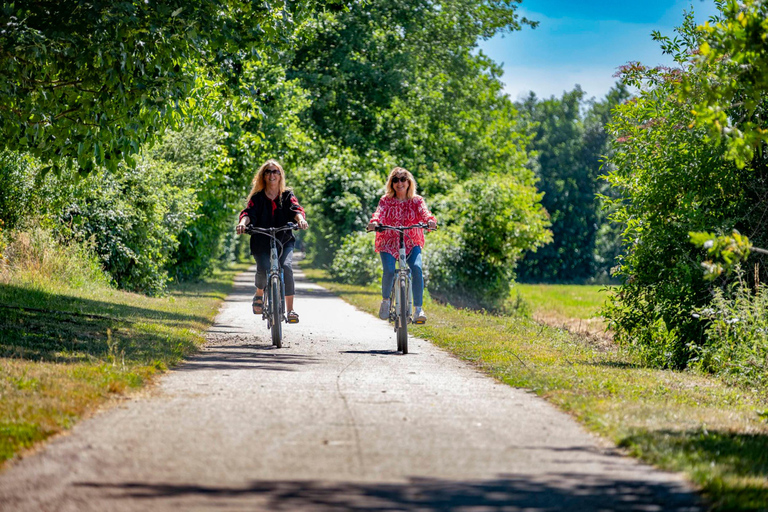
0, 262, 248, 466
513, 283, 609, 338
303, 267, 768, 512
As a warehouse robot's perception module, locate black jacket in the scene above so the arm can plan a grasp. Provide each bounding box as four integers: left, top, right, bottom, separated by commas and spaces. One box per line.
239, 190, 306, 255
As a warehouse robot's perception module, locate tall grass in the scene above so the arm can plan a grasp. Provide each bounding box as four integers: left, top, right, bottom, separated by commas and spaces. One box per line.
0, 227, 110, 290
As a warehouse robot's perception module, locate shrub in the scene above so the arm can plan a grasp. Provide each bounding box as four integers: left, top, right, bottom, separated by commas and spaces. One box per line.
602, 16, 767, 368
427, 175, 551, 311
329, 231, 379, 285
0, 151, 39, 231
0, 227, 109, 290
294, 149, 388, 266
55, 157, 199, 295
692, 269, 768, 387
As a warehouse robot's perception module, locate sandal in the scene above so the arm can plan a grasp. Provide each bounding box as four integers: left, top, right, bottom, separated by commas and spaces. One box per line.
287, 310, 299, 324
252, 295, 264, 315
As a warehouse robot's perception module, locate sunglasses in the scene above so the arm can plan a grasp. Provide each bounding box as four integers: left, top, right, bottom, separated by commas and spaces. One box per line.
391, 176, 408, 184
264, 168, 280, 175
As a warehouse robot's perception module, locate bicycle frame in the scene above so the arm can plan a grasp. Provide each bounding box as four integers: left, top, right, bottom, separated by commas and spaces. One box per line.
370, 222, 432, 353
244, 223, 297, 347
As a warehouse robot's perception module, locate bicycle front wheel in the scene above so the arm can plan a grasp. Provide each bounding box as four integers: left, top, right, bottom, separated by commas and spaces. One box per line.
397, 276, 408, 354
270, 275, 282, 348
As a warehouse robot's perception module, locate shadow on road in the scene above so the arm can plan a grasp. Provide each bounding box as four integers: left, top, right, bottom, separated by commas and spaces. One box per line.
75, 473, 701, 511
341, 349, 402, 356
175, 343, 320, 372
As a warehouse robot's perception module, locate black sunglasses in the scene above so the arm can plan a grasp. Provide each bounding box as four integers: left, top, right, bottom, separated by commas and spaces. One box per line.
391, 176, 408, 184
264, 168, 280, 175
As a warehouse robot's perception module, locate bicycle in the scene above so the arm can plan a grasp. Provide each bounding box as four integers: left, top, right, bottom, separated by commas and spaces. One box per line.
243, 222, 298, 348
367, 222, 434, 354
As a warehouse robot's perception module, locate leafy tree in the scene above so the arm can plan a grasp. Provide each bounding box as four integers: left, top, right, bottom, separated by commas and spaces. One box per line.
515, 85, 630, 283
603, 11, 768, 368
0, 0, 323, 172
288, 0, 532, 169
683, 0, 768, 166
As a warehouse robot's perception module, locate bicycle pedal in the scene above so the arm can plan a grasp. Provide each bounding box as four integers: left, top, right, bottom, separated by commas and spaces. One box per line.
287, 318, 299, 324
414, 319, 426, 325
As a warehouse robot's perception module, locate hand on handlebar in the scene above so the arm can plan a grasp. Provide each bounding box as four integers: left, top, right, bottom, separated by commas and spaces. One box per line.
366, 222, 379, 232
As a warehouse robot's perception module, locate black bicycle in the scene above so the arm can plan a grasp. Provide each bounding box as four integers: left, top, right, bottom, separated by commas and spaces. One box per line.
368, 222, 434, 354
244, 223, 298, 348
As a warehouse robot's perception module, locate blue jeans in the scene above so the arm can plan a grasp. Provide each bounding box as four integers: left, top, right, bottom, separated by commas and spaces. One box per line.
380, 246, 423, 307
254, 242, 295, 296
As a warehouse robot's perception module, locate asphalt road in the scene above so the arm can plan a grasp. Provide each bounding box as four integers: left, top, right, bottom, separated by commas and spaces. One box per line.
0, 267, 702, 511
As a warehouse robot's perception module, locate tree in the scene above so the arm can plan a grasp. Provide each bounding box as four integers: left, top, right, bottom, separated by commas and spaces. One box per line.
0, 0, 324, 173
603, 11, 768, 368
682, 0, 768, 166
515, 84, 630, 282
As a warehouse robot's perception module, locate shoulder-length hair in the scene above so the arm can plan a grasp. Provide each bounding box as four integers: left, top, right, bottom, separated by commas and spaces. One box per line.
247, 159, 288, 203
384, 166, 417, 200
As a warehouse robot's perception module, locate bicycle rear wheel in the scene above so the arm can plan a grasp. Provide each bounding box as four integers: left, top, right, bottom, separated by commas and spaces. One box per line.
397, 276, 408, 354
270, 275, 282, 348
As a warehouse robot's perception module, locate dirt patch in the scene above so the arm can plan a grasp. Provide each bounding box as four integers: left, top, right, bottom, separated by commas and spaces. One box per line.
533, 312, 615, 351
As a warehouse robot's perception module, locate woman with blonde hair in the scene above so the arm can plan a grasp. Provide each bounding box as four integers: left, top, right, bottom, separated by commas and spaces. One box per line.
236, 159, 308, 322
367, 167, 437, 323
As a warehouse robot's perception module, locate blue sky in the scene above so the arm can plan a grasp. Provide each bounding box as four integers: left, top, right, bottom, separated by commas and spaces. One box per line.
478, 0, 720, 101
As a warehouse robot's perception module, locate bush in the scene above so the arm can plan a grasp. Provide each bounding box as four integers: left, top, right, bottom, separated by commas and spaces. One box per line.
0, 227, 109, 290
692, 269, 768, 387
0, 151, 39, 231
427, 175, 551, 311
329, 231, 379, 285
294, 149, 388, 266
602, 17, 767, 368
55, 158, 199, 295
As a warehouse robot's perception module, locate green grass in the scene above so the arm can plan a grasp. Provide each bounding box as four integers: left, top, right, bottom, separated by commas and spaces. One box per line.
303, 267, 768, 512
0, 262, 248, 465
513, 283, 607, 320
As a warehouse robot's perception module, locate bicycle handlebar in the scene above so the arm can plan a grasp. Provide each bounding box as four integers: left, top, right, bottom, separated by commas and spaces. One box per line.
243, 222, 298, 236
367, 222, 435, 233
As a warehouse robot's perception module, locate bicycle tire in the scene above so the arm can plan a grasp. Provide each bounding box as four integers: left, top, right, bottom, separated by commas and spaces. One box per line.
397, 276, 408, 354
270, 275, 282, 348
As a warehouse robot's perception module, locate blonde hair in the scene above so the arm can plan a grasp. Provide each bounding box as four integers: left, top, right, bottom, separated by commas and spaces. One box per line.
247, 159, 287, 202
384, 167, 416, 200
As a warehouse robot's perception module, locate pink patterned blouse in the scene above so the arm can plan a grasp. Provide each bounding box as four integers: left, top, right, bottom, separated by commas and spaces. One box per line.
369, 195, 436, 257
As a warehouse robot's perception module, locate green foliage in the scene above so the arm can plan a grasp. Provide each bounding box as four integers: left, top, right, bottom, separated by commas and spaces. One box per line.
515, 84, 631, 283
689, 230, 753, 280
604, 10, 768, 369
682, 0, 768, 166
691, 269, 768, 387
155, 125, 238, 280
0, 151, 38, 231
294, 149, 386, 266
427, 174, 551, 310
52, 154, 199, 295
329, 231, 379, 285
288, 0, 535, 155
0, 0, 313, 172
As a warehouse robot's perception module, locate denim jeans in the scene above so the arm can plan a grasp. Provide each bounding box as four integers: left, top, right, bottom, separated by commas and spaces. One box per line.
380, 246, 423, 307
254, 242, 295, 296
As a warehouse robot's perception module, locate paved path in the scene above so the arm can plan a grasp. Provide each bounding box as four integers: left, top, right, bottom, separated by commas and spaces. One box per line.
0, 268, 702, 511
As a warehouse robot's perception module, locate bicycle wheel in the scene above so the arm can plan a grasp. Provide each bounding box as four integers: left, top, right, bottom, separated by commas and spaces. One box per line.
270, 275, 282, 348
397, 276, 408, 354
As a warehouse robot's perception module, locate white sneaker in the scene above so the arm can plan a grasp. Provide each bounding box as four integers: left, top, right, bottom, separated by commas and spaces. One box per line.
379, 299, 391, 320
414, 307, 426, 324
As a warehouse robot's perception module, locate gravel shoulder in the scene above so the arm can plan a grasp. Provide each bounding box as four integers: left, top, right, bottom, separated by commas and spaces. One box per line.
0, 267, 702, 511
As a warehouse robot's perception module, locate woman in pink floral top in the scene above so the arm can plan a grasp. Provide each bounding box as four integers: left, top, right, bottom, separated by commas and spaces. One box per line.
367, 167, 437, 323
